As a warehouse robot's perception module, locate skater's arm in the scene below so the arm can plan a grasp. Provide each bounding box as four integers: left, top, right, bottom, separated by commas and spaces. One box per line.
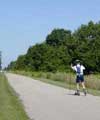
82, 65, 85, 70
71, 64, 76, 71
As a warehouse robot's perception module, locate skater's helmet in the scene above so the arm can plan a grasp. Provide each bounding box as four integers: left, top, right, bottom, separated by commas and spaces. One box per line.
75, 59, 81, 64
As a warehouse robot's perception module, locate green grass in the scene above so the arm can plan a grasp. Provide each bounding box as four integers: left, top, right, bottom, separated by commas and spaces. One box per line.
11, 70, 100, 96
0, 73, 30, 120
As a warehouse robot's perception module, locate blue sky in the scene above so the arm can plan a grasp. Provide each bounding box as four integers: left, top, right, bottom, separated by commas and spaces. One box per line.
0, 0, 100, 68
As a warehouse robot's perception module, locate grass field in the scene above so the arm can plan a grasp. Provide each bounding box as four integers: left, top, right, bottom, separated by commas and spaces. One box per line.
12, 70, 100, 96
0, 73, 30, 120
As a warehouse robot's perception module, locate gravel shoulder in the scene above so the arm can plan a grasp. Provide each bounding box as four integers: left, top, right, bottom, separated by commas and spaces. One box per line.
6, 73, 100, 120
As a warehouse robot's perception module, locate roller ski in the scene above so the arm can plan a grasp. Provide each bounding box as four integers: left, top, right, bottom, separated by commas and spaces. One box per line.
74, 90, 80, 96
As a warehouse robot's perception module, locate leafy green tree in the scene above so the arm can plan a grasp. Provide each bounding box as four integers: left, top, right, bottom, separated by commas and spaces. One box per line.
46, 29, 71, 46
15, 55, 28, 70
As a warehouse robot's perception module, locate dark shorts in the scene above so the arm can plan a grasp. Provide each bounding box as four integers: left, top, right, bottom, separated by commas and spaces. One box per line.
76, 75, 84, 83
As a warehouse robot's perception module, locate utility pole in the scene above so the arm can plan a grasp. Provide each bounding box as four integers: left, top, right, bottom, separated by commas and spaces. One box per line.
0, 51, 2, 71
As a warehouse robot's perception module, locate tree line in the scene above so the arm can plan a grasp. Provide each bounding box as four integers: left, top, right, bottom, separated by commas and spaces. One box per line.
7, 21, 100, 73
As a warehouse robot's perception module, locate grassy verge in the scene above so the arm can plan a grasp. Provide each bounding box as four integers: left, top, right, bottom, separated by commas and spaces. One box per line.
0, 73, 30, 120
11, 70, 100, 96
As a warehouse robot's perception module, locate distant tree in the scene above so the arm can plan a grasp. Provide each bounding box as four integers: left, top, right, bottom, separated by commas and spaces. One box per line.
46, 29, 71, 46
7, 61, 16, 70
15, 55, 28, 70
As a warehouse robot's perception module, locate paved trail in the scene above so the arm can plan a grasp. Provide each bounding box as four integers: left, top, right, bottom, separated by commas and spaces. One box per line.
6, 73, 100, 120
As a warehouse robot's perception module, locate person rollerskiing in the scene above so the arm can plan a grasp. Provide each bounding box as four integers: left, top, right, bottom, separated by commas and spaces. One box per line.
71, 60, 87, 96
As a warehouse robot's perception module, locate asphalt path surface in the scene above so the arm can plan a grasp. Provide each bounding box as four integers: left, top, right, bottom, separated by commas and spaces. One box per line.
6, 73, 100, 120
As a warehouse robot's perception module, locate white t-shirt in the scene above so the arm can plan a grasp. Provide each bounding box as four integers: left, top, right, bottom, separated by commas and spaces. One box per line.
71, 64, 85, 75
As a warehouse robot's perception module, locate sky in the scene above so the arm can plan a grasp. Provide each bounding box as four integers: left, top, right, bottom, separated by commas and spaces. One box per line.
0, 0, 100, 68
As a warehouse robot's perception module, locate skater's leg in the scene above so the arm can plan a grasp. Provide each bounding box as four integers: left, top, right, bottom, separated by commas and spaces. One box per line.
82, 82, 87, 95
81, 82, 86, 89
75, 76, 80, 95
77, 83, 80, 90
74, 83, 80, 95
